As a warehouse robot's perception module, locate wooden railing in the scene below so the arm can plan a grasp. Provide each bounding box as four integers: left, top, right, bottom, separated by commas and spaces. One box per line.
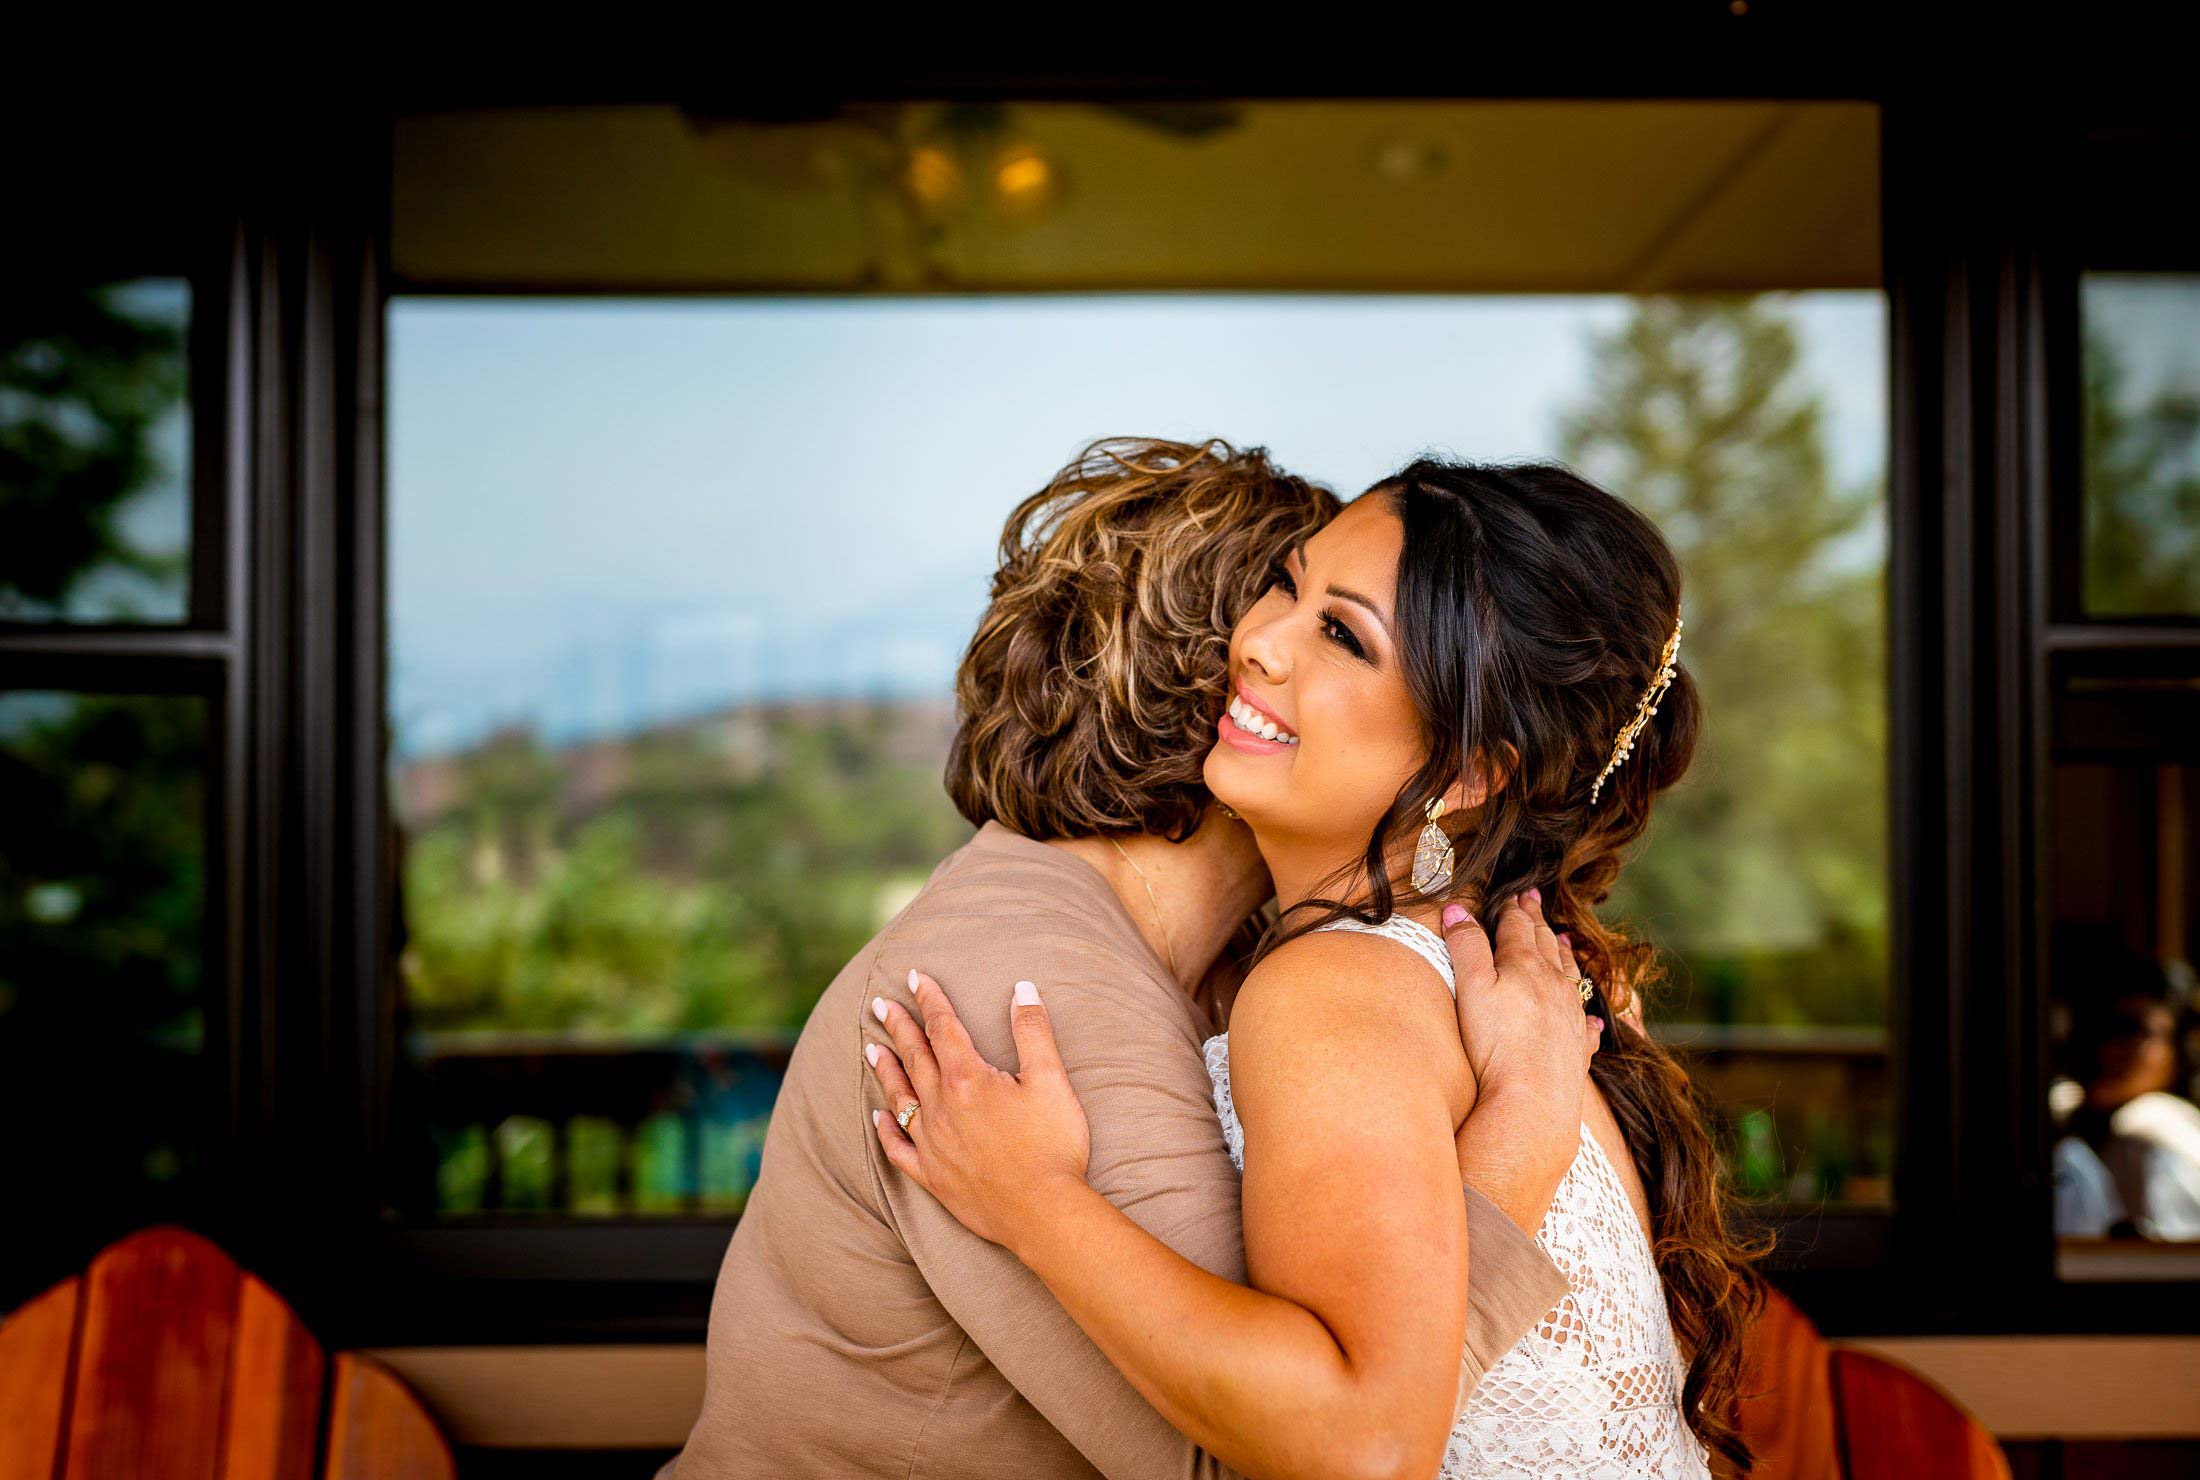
401, 1031, 794, 1217
396, 1023, 1893, 1218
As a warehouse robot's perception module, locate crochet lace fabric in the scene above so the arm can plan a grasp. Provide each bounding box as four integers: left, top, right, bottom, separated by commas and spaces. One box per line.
1202, 914, 1711, 1479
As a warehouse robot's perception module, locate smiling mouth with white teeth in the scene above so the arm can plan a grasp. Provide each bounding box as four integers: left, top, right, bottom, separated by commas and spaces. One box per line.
1226, 694, 1299, 745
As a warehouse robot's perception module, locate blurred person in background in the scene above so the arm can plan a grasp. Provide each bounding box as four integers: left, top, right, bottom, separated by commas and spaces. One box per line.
2051, 934, 2200, 1241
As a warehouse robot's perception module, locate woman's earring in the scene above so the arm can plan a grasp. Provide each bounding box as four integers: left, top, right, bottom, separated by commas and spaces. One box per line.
1411, 797, 1455, 894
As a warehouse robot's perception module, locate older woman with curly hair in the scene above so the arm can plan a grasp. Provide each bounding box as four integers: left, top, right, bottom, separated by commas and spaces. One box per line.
663, 439, 1598, 1480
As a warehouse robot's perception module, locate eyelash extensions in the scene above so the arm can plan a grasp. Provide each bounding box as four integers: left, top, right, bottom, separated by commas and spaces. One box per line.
1320, 609, 1368, 660
1270, 554, 1371, 662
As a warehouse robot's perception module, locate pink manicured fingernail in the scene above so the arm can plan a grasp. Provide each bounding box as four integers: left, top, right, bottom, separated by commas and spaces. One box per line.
1526, 886, 1542, 904
908, 968, 920, 991
871, 996, 889, 1023
1442, 903, 1470, 929
865, 1043, 880, 1067
1013, 980, 1041, 1007
1588, 1016, 1604, 1033
871, 1110, 883, 1128
1558, 932, 1573, 949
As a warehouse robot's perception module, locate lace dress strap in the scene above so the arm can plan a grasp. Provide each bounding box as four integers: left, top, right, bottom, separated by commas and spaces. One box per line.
1310, 914, 1456, 995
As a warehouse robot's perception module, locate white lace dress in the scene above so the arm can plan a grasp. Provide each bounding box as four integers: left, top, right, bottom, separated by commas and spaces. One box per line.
1201, 914, 1712, 1480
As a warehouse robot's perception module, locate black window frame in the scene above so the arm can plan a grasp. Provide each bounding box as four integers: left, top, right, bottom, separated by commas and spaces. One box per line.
2035, 124, 2200, 1289
0, 199, 244, 1296
14, 56, 2200, 1347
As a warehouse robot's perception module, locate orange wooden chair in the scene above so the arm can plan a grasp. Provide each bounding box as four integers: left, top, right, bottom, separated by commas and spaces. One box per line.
0, 1226, 453, 1480
1735, 1284, 2011, 1480
1735, 1281, 1842, 1480
1827, 1347, 2012, 1480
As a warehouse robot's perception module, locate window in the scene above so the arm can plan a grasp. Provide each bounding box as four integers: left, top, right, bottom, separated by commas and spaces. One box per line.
1, 278, 193, 624
2079, 274, 2200, 619
1567, 297, 1893, 1210
18, 80, 2200, 1359
384, 101, 1891, 1244
0, 255, 210, 1307
2048, 268, 2200, 1276
0, 7, 252, 1312
384, 288, 1889, 1223
2, 102, 1900, 1332
0, 688, 209, 1288
2048, 751, 2200, 1268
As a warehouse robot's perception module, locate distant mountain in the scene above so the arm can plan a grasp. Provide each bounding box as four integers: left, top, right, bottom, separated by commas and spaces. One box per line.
390, 562, 990, 760
393, 692, 959, 833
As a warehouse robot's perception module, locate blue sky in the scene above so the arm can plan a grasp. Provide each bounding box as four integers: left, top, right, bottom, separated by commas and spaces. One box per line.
388, 292, 1886, 759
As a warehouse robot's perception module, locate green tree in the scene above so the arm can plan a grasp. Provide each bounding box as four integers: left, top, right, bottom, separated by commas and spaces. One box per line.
2082, 323, 2200, 615
0, 283, 188, 619
399, 706, 972, 1036
1558, 296, 1888, 1027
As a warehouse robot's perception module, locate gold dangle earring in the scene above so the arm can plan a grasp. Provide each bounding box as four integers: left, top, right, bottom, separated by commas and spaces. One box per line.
1411, 796, 1455, 894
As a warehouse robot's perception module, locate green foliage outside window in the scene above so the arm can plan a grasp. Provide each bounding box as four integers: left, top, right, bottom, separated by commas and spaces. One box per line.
2081, 279, 2200, 617
393, 293, 1896, 1211
1562, 297, 1890, 1032
398, 709, 973, 1037
0, 280, 190, 622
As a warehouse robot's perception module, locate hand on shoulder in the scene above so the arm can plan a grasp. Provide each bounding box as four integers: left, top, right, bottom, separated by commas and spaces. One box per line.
1438, 889, 1601, 1124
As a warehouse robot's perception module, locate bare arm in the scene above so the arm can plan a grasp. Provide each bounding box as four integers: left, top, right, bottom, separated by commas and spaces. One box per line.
871, 944, 1476, 1480
866, 957, 1567, 1480
1455, 1091, 1580, 1239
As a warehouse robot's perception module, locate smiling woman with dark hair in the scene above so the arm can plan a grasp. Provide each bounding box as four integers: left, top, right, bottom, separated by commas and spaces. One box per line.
870, 458, 1766, 1480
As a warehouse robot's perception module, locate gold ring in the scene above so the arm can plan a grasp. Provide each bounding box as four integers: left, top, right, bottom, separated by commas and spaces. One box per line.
896, 1101, 920, 1132
1574, 974, 1596, 1006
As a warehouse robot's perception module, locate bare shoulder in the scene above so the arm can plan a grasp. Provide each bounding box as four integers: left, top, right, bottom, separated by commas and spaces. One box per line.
1228, 930, 1466, 1096
1234, 928, 1457, 1022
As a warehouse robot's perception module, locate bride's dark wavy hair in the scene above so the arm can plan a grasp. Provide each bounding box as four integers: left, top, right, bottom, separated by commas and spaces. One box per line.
1269, 456, 1769, 1472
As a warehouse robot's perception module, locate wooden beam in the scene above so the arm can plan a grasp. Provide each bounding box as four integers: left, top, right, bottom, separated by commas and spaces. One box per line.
360, 1336, 2200, 1449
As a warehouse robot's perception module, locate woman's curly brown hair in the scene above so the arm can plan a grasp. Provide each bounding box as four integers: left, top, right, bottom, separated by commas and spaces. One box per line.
948, 437, 1338, 843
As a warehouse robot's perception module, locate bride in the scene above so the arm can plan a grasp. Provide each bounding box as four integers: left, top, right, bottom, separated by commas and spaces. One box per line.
866, 457, 1766, 1480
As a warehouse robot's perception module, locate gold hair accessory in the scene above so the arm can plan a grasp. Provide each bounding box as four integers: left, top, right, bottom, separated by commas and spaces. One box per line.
1589, 614, 1683, 806
1411, 796, 1455, 894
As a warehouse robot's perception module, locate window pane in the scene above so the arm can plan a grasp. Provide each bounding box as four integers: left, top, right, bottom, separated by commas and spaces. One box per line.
2049, 744, 2200, 1273
0, 278, 193, 623
1575, 299, 1894, 1210
388, 291, 1888, 1220
2082, 273, 2200, 618
0, 691, 206, 1291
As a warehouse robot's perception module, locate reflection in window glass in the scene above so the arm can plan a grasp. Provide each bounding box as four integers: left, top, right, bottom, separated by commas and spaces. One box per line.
0, 691, 205, 1290
0, 278, 192, 623
2083, 273, 2200, 618
2049, 763, 2200, 1254
388, 292, 1888, 1218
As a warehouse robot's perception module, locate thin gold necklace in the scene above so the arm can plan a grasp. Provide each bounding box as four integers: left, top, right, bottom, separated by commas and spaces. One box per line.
1108, 834, 1179, 981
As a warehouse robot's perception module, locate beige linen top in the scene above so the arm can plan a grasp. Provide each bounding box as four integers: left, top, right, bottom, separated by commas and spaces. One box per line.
660, 821, 1570, 1480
